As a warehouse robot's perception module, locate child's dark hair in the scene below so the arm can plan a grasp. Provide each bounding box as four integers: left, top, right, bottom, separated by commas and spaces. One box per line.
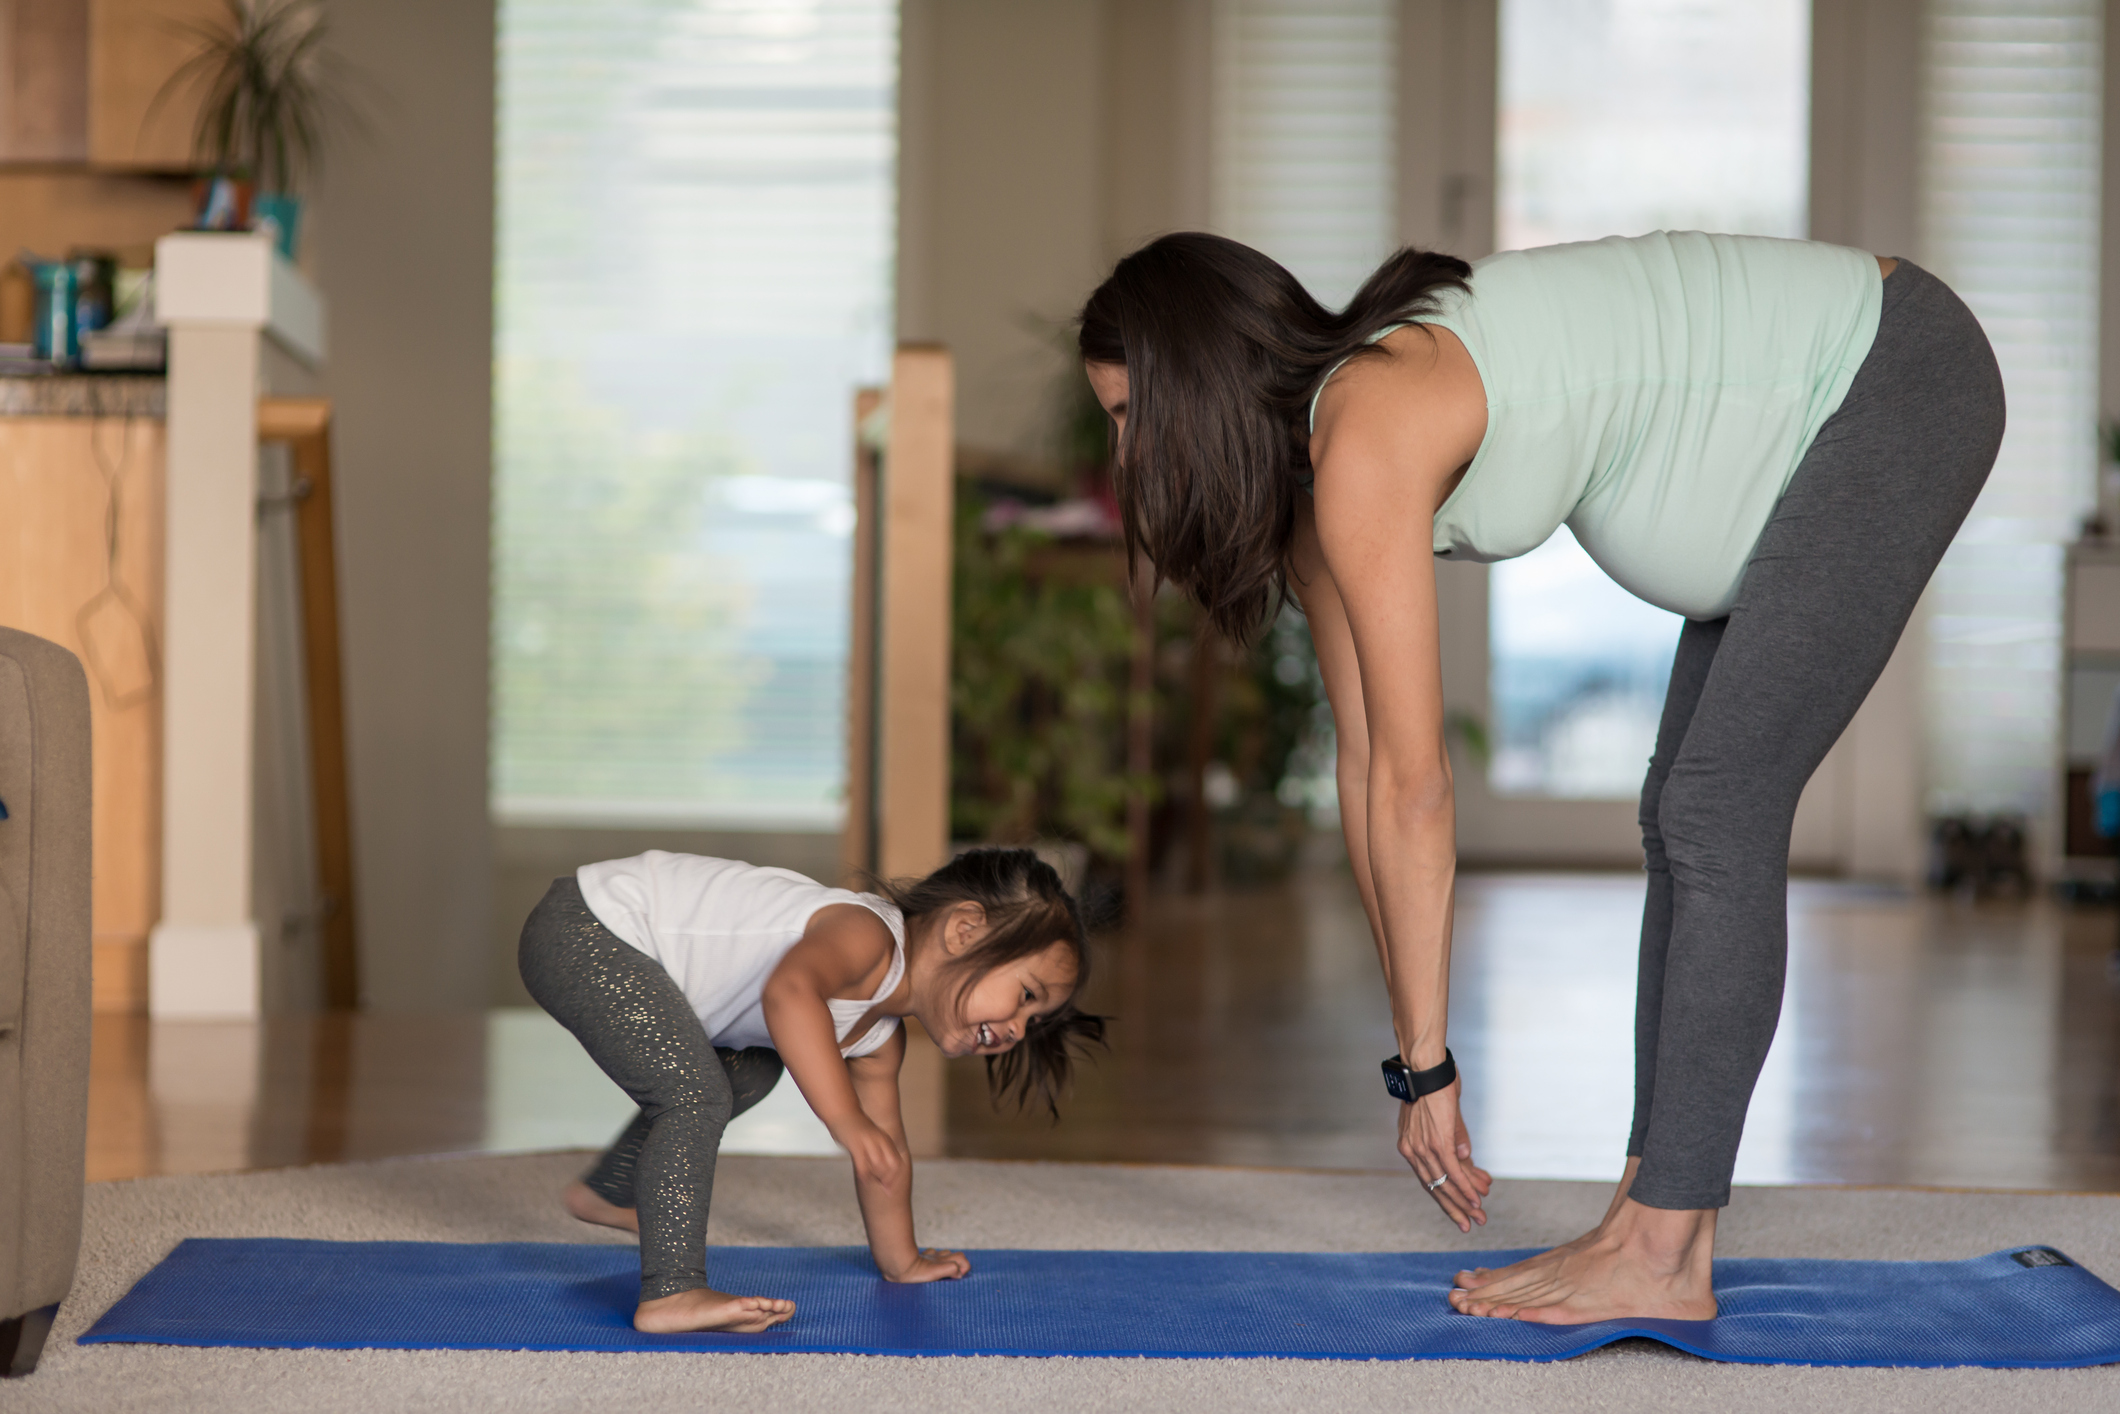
876, 847, 1107, 1117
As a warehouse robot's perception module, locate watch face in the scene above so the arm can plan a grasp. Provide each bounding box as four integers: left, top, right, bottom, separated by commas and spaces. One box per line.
1382, 1058, 1414, 1104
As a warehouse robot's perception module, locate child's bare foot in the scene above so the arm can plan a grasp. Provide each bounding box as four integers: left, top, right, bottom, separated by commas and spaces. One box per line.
634, 1287, 796, 1334
563, 1181, 639, 1235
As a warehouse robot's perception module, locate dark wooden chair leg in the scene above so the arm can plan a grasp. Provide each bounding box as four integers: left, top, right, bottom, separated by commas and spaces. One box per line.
0, 1304, 58, 1377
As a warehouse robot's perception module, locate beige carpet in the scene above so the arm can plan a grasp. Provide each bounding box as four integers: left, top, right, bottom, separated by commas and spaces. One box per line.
6, 1152, 2120, 1412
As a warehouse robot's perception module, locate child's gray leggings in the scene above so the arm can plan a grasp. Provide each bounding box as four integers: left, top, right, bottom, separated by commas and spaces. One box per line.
519, 877, 784, 1301
1626, 259, 2005, 1209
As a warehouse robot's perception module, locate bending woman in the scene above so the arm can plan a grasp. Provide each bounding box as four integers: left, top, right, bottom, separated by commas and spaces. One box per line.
1077, 231, 2002, 1323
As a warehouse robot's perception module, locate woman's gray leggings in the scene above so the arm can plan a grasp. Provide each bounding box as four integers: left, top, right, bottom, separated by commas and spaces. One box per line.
519, 877, 784, 1301
1627, 260, 2005, 1210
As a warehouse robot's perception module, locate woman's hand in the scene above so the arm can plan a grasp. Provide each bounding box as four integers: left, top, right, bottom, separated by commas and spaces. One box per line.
834, 1115, 908, 1191
1397, 1077, 1491, 1232
880, 1247, 972, 1284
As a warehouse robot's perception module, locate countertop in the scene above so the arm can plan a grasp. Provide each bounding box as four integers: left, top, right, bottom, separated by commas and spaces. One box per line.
0, 374, 166, 418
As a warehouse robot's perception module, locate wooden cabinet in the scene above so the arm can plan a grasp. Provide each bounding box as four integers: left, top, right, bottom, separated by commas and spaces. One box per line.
0, 0, 89, 161
0, 393, 166, 1012
0, 0, 214, 170
87, 0, 218, 170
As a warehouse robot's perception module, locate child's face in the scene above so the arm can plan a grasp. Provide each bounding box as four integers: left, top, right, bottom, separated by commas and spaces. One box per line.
935, 938, 1079, 1059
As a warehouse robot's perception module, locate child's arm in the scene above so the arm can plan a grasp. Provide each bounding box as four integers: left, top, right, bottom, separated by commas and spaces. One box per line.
760, 906, 967, 1282
847, 1032, 969, 1283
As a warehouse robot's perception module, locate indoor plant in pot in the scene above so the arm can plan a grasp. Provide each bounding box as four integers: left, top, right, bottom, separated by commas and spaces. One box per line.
169, 0, 342, 257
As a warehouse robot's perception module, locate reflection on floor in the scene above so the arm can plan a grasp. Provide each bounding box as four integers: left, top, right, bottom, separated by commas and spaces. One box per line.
90, 870, 2120, 1193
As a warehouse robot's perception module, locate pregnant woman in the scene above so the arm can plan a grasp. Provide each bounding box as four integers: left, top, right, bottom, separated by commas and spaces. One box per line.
1077, 231, 2002, 1323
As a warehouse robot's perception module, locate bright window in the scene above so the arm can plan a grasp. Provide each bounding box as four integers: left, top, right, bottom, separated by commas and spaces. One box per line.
493, 0, 896, 828
1488, 0, 1808, 798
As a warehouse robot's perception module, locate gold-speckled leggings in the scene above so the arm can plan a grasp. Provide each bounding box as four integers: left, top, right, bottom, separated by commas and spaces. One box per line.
519, 876, 784, 1301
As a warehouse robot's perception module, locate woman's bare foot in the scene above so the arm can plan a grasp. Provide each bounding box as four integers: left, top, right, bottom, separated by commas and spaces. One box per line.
1454, 1157, 1643, 1290
1450, 1194, 1717, 1325
634, 1287, 796, 1334
563, 1181, 639, 1235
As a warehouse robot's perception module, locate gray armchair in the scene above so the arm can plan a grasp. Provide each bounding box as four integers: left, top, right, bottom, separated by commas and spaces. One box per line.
0, 627, 91, 1377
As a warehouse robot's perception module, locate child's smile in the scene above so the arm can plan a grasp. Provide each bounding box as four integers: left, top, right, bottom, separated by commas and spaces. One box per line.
938, 939, 1079, 1058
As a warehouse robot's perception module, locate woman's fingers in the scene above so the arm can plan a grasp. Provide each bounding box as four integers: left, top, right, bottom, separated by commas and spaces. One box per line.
1437, 1144, 1487, 1228
1452, 1108, 1494, 1191
1398, 1084, 1487, 1230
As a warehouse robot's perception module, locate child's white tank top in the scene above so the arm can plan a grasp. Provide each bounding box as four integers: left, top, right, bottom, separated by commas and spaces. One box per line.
575, 851, 906, 1058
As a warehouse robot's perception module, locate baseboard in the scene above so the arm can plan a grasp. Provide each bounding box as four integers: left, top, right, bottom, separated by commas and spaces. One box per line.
93, 935, 149, 1014
148, 921, 261, 1018
0, 1303, 57, 1377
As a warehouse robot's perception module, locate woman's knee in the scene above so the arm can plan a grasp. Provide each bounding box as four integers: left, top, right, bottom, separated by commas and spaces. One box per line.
1654, 766, 1792, 887
1639, 765, 1672, 871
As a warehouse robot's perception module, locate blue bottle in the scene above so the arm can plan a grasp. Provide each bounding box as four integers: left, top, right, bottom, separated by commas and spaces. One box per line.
30, 262, 79, 368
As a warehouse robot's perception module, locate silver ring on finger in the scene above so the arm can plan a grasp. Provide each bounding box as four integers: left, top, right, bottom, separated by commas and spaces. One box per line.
1426, 1173, 1448, 1192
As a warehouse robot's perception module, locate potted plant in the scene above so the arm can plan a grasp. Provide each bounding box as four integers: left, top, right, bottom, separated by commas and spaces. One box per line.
166, 0, 342, 257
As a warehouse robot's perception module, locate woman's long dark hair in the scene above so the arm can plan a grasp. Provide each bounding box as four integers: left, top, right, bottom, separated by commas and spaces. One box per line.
875, 847, 1106, 1118
1077, 233, 1471, 641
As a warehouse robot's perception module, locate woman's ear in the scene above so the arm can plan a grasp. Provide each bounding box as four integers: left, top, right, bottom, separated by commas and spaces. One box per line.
942, 902, 988, 955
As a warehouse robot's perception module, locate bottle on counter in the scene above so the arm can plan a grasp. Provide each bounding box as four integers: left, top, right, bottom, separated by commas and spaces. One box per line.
29, 261, 78, 369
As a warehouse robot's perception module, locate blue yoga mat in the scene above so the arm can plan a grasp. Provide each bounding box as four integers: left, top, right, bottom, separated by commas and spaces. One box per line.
79, 1238, 2120, 1368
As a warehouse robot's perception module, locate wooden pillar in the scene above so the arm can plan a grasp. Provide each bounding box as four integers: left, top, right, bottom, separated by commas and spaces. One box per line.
875, 344, 955, 883
841, 343, 954, 1155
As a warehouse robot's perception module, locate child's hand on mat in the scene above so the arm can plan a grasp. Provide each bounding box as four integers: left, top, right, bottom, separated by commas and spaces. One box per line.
1398, 1079, 1493, 1232
881, 1247, 971, 1283
836, 1116, 908, 1190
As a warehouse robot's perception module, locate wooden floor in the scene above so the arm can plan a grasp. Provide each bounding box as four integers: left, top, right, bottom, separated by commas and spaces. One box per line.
89, 868, 2120, 1193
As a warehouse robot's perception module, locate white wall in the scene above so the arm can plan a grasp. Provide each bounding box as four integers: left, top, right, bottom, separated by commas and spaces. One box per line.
309, 0, 496, 1010
1794, 0, 1929, 882
898, 0, 1112, 461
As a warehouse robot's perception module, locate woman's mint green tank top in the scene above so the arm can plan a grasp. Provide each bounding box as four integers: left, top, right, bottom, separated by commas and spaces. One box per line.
1315, 232, 1883, 620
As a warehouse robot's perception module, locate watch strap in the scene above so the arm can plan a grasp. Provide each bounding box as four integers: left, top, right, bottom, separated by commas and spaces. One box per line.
1381, 1048, 1457, 1104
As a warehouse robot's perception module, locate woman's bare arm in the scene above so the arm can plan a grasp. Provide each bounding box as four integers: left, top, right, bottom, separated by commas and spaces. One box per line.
1288, 502, 1391, 986
1305, 326, 1492, 1227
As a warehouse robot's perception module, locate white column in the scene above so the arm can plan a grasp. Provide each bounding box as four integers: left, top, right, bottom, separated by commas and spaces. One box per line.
149, 232, 326, 1018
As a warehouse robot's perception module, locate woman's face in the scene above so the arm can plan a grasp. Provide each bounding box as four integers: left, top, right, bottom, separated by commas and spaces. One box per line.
1086, 361, 1129, 440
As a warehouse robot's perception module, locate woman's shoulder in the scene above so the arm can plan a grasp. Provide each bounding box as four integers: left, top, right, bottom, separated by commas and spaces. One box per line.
1308, 324, 1487, 483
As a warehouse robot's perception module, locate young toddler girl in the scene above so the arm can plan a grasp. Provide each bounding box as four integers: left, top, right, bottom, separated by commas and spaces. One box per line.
519, 845, 1104, 1334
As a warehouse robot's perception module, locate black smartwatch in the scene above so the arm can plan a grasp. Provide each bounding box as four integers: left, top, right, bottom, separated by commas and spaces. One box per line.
1382, 1049, 1457, 1104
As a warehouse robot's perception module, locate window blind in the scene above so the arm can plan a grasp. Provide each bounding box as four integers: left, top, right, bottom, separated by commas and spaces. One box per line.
1209, 0, 1397, 307
1919, 0, 2102, 818
494, 0, 897, 828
